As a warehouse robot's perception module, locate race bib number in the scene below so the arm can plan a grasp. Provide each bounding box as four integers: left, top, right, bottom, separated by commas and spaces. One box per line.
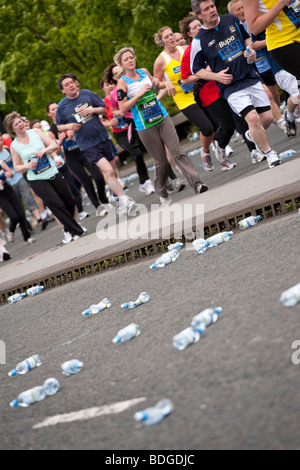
0, 168, 6, 182
283, 6, 300, 28
178, 79, 194, 94
73, 101, 95, 124
216, 33, 244, 64
32, 155, 51, 175
137, 92, 164, 128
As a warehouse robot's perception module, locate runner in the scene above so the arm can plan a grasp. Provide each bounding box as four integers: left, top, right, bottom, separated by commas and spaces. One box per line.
56, 74, 137, 217
5, 111, 85, 244
242, 0, 300, 82
114, 47, 208, 205
190, 0, 282, 169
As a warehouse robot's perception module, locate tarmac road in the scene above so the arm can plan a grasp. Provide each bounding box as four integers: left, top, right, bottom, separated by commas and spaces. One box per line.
0, 211, 299, 451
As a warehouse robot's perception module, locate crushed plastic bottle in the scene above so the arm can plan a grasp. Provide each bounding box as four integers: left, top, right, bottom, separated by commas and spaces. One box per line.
187, 148, 202, 157
150, 250, 179, 269
10, 378, 60, 408
26, 286, 45, 296
172, 326, 205, 351
82, 298, 111, 316
168, 242, 183, 251
279, 150, 296, 159
280, 283, 300, 307
207, 231, 233, 247
191, 307, 222, 330
134, 399, 174, 426
121, 292, 150, 309
61, 359, 84, 376
192, 238, 210, 254
238, 215, 262, 230
7, 293, 26, 304
112, 323, 141, 344
188, 131, 200, 142
8, 354, 42, 377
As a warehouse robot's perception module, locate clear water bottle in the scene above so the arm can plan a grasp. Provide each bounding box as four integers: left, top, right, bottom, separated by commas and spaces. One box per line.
112, 323, 141, 344
207, 231, 233, 247
289, 0, 300, 12
280, 283, 300, 307
150, 250, 179, 269
238, 215, 262, 230
168, 242, 183, 251
7, 293, 26, 304
191, 307, 222, 330
43, 378, 60, 396
172, 326, 205, 351
246, 46, 254, 64
8, 354, 42, 377
10, 386, 46, 408
121, 292, 150, 309
134, 399, 174, 426
26, 286, 45, 296
192, 238, 209, 254
61, 359, 84, 376
279, 150, 296, 159
82, 298, 111, 316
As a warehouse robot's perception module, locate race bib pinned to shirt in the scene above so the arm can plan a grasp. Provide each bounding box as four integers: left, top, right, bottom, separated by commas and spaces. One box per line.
73, 101, 95, 124
215, 33, 244, 64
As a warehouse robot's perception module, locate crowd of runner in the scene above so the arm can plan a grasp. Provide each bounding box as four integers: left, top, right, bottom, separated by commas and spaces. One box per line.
0, 0, 299, 262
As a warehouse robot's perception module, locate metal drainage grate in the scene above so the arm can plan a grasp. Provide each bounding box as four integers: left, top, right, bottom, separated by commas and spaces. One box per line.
1, 195, 299, 305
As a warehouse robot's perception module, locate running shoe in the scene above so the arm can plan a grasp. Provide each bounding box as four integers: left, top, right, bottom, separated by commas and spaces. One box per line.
251, 150, 266, 164
172, 178, 185, 192
197, 184, 208, 194
220, 159, 237, 171
266, 150, 281, 169
63, 231, 73, 244
213, 140, 226, 162
201, 151, 214, 172
25, 237, 36, 245
6, 230, 14, 243
78, 211, 90, 221
140, 179, 155, 195
284, 110, 297, 137
160, 196, 172, 207
117, 196, 138, 216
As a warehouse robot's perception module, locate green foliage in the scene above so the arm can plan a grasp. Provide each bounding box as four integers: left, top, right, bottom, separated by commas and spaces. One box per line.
0, 0, 230, 121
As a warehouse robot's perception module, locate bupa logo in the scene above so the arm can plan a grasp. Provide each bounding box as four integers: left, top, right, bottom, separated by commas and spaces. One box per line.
218, 35, 236, 48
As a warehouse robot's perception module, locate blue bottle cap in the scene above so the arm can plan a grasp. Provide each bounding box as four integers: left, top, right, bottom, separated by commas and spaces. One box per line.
8, 369, 17, 377
82, 309, 90, 316
215, 307, 222, 315
10, 399, 19, 407
121, 303, 129, 309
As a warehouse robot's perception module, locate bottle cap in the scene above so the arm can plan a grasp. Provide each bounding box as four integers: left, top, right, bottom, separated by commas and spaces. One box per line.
112, 336, 121, 344
82, 309, 90, 316
134, 411, 147, 422
257, 215, 263, 221
8, 369, 17, 377
150, 264, 157, 270
10, 399, 19, 407
215, 307, 222, 315
121, 303, 129, 309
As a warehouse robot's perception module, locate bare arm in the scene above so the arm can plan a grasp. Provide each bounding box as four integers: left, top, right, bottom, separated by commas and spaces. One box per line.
32, 129, 60, 158
242, 0, 292, 35
153, 55, 176, 97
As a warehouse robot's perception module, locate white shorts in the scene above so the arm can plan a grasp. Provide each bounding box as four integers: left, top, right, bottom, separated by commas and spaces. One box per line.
227, 81, 271, 117
275, 69, 299, 98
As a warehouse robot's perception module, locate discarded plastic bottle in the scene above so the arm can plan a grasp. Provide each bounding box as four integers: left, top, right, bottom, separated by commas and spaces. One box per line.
82, 298, 111, 316
238, 215, 262, 230
207, 231, 233, 247
191, 307, 222, 330
192, 238, 209, 254
188, 131, 200, 142
8, 354, 42, 377
10, 386, 46, 408
168, 242, 183, 251
188, 148, 202, 157
134, 399, 174, 426
7, 293, 26, 304
172, 326, 205, 351
26, 286, 45, 296
279, 150, 296, 159
112, 323, 141, 344
150, 250, 179, 269
280, 283, 300, 307
246, 46, 254, 64
289, 0, 300, 12
121, 292, 150, 309
61, 359, 84, 376
43, 378, 60, 396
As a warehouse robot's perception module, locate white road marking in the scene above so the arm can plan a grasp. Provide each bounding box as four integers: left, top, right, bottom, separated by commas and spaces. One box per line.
33, 397, 146, 429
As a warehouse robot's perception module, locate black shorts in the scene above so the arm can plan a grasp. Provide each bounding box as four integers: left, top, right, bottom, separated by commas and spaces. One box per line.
83, 139, 114, 165
259, 69, 276, 87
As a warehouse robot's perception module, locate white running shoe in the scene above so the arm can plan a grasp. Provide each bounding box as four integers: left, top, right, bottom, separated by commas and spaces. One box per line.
225, 145, 234, 157
6, 230, 14, 243
144, 179, 155, 195
159, 196, 172, 207
201, 151, 214, 172
220, 159, 237, 171
251, 150, 266, 164
78, 211, 90, 221
213, 140, 226, 162
118, 196, 138, 216
25, 237, 36, 245
63, 231, 73, 244
172, 178, 186, 192
266, 150, 281, 168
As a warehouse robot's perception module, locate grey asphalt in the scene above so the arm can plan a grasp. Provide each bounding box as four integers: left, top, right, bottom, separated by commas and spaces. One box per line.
0, 124, 300, 451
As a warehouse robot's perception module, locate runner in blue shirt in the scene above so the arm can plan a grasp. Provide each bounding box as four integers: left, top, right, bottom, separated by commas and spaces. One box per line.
190, 0, 282, 169
56, 74, 137, 216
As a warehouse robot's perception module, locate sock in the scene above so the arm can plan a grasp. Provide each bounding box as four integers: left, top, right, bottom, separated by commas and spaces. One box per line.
286, 110, 295, 122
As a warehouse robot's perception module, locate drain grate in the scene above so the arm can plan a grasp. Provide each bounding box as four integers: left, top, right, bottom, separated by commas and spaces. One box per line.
1, 194, 299, 305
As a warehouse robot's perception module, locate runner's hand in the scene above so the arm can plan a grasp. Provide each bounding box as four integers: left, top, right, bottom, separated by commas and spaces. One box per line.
216, 67, 233, 84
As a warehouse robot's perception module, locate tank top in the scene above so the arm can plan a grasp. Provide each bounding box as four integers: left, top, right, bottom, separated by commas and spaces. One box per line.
121, 69, 168, 132
11, 129, 58, 181
258, 0, 300, 50
160, 46, 196, 110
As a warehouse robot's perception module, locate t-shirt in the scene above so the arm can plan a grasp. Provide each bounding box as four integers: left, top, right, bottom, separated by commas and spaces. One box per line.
0, 147, 22, 186
190, 14, 260, 100
56, 89, 108, 151
181, 43, 220, 107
